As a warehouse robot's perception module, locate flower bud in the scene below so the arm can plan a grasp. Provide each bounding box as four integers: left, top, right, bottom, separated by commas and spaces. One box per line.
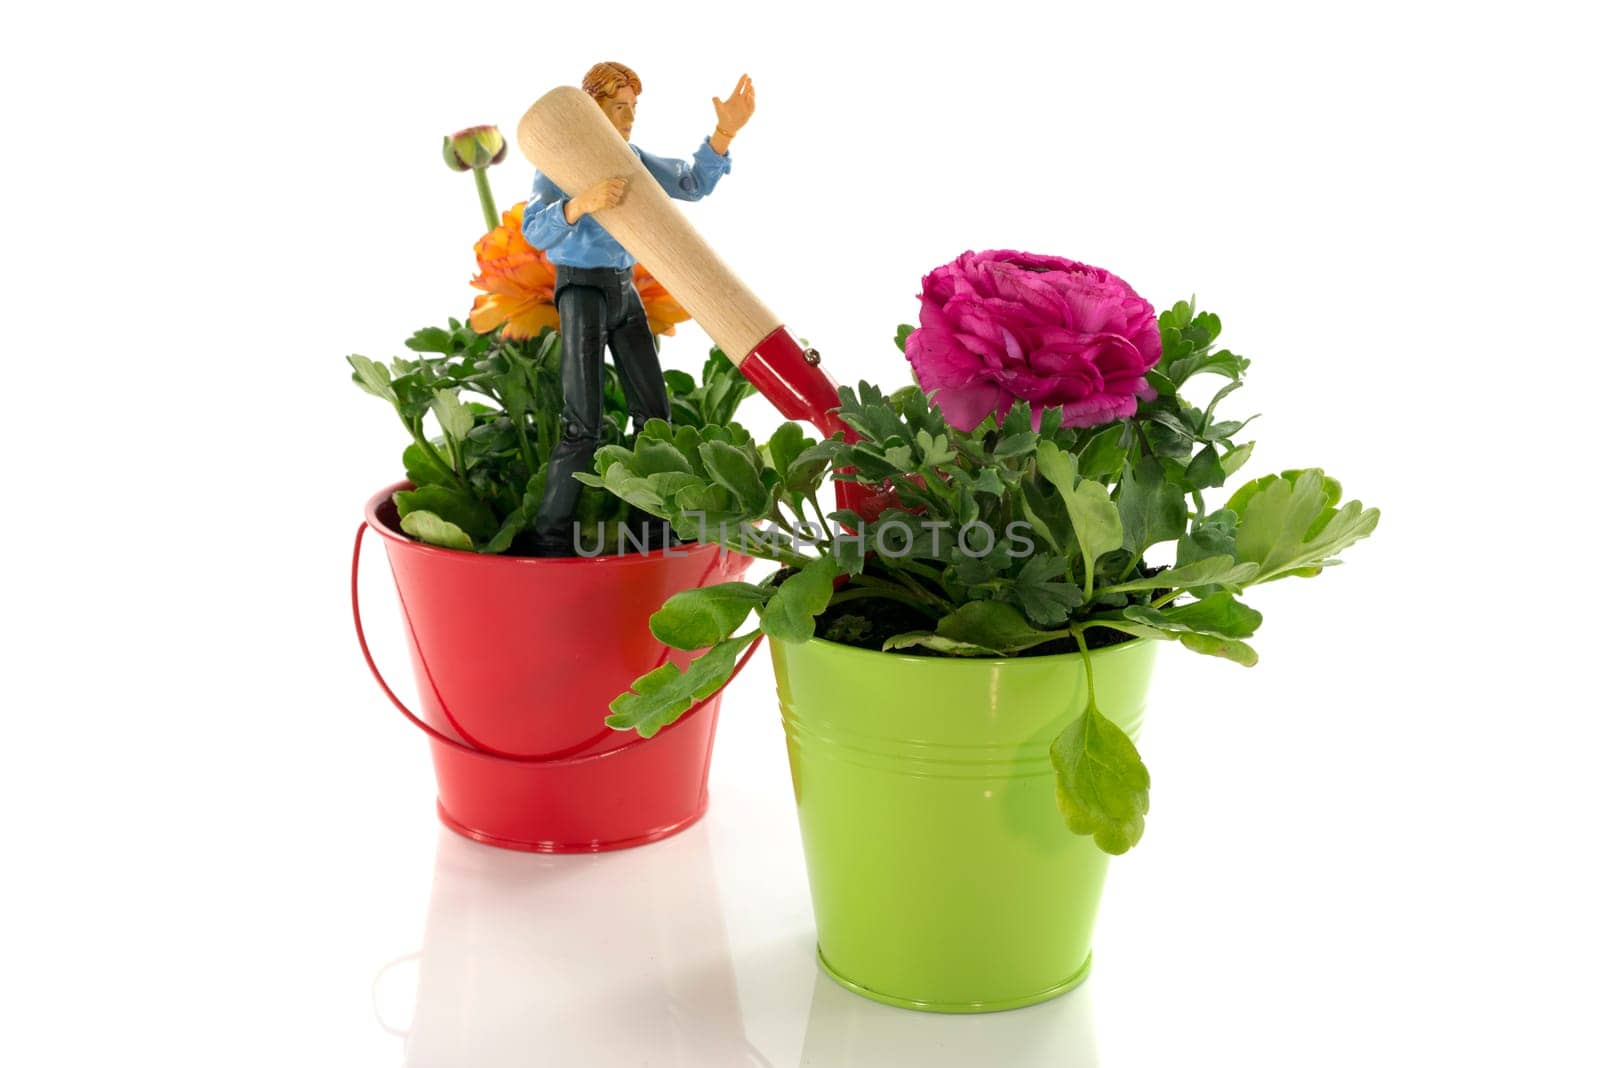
442, 125, 508, 172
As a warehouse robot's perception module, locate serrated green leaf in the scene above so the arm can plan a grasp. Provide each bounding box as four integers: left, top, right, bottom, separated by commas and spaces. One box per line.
765, 421, 806, 485
1230, 470, 1379, 583
430, 389, 474, 445
999, 554, 1085, 626
650, 582, 771, 650
401, 442, 456, 487
1124, 592, 1262, 639
1051, 704, 1150, 854
994, 429, 1039, 459
1117, 457, 1187, 557
347, 355, 396, 403
699, 440, 773, 515
606, 632, 757, 737
633, 437, 695, 477
1020, 478, 1066, 555
483, 500, 531, 554
392, 485, 498, 541
881, 630, 995, 656
1186, 445, 1227, 490
1037, 441, 1123, 596
662, 369, 696, 395
1081, 618, 1178, 642
404, 326, 455, 354
915, 429, 956, 467
1220, 442, 1255, 478
1100, 556, 1260, 594
1076, 424, 1128, 480
597, 463, 667, 515
921, 600, 1066, 655
760, 556, 840, 644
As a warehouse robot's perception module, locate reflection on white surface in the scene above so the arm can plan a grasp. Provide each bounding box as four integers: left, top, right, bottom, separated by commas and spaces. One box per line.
373, 822, 1106, 1066
800, 969, 1100, 1067
382, 825, 759, 1067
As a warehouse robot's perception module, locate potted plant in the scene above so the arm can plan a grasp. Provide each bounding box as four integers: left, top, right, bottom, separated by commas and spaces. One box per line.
586, 250, 1380, 1010
347, 126, 758, 853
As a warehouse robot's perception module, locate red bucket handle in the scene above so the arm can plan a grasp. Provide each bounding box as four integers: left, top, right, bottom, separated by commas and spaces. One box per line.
351, 522, 763, 767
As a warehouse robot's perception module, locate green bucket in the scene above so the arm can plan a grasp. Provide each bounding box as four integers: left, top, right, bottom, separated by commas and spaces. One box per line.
772, 635, 1158, 1013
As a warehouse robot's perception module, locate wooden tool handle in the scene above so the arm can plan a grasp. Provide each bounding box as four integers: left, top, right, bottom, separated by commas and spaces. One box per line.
517, 86, 779, 364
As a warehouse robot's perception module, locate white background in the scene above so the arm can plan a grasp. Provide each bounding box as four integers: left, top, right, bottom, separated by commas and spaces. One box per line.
4, 2, 1598, 1065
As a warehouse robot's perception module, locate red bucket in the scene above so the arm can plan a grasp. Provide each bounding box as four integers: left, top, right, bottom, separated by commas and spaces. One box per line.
352, 482, 757, 852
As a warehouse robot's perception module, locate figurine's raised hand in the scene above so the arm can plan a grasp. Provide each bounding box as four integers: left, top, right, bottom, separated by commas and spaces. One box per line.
566, 177, 629, 223
712, 74, 756, 135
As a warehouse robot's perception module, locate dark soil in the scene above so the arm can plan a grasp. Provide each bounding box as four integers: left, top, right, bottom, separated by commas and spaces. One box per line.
801, 563, 1159, 658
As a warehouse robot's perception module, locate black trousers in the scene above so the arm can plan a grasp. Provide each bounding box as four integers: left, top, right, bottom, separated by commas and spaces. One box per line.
533, 266, 670, 539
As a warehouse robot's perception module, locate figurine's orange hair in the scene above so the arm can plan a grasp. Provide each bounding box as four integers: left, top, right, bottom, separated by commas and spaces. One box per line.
582, 62, 642, 102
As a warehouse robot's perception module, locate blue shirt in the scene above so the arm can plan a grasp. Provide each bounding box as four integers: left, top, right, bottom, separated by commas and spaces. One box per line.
522, 138, 732, 269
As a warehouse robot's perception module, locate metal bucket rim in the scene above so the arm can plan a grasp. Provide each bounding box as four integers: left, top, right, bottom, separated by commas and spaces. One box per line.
792, 632, 1152, 671
363, 481, 738, 569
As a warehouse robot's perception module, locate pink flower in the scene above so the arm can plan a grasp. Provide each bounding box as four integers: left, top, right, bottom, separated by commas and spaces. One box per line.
905, 250, 1162, 432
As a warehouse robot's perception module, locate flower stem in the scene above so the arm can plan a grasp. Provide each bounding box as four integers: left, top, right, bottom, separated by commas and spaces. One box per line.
472, 168, 498, 233
1069, 625, 1100, 712
804, 491, 833, 542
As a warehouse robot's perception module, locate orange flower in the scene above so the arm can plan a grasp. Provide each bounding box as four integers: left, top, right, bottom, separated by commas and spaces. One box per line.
468, 203, 691, 339
631, 268, 690, 336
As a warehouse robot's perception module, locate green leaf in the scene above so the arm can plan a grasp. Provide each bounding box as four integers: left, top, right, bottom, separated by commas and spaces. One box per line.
1229, 469, 1380, 584
993, 431, 1039, 460
1000, 554, 1085, 627
431, 389, 475, 444
1076, 424, 1128, 480
392, 485, 498, 541
1219, 441, 1255, 478
1100, 556, 1260, 595
1170, 347, 1249, 386
915, 429, 956, 467
632, 437, 695, 477
971, 466, 1006, 497
1124, 592, 1262, 639
893, 600, 1064, 656
698, 440, 773, 515
760, 557, 840, 644
1037, 441, 1123, 594
347, 355, 396, 404
483, 500, 532, 555
404, 326, 455, 354
835, 382, 910, 445
1185, 445, 1227, 490
881, 630, 995, 656
1051, 704, 1150, 854
1117, 457, 1187, 556
765, 421, 806, 485
824, 614, 874, 645
1020, 479, 1067, 555
398, 510, 474, 551
649, 582, 770, 650
596, 462, 668, 515
894, 324, 914, 353
1177, 509, 1239, 569
402, 442, 456, 487
1177, 632, 1259, 666
607, 632, 757, 737
1080, 617, 1179, 643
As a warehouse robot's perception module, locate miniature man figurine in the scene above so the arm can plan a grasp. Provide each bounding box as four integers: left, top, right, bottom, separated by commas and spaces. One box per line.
524, 61, 756, 554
